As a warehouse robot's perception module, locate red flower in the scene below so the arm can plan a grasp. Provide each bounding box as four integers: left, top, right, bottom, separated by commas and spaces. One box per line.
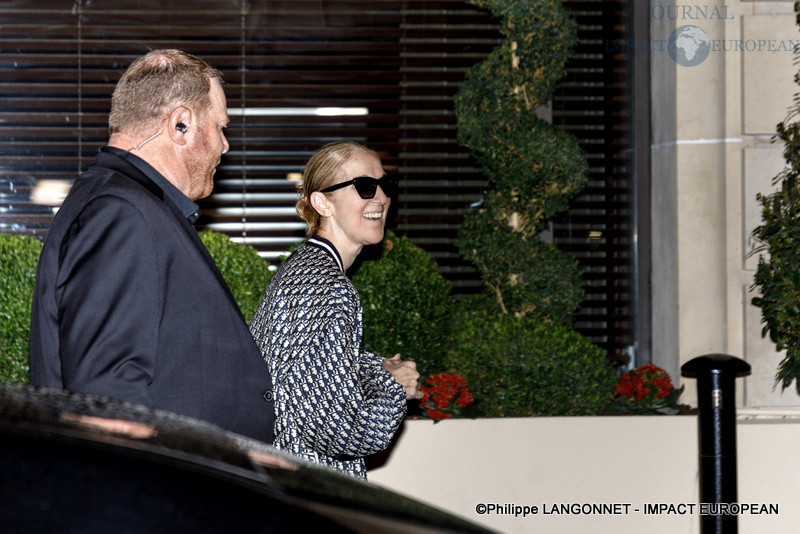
420, 389, 430, 406
433, 391, 453, 409
614, 364, 681, 413
420, 372, 473, 419
456, 389, 474, 408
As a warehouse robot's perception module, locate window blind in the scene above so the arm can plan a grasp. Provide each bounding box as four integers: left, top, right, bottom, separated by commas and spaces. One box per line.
552, 0, 635, 361
0, 0, 636, 359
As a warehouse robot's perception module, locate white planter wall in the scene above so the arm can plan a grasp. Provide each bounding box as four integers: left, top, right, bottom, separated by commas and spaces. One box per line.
368, 416, 800, 534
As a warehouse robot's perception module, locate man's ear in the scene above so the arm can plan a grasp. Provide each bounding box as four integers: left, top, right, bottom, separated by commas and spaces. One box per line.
310, 191, 333, 218
167, 107, 192, 145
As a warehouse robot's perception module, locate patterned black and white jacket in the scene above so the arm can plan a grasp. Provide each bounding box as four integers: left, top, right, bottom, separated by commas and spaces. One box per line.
249, 236, 407, 479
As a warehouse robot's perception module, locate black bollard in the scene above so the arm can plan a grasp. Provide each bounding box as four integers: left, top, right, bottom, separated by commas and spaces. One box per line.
681, 354, 751, 534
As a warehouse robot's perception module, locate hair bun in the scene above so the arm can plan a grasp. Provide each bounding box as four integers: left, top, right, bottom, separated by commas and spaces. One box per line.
295, 197, 319, 230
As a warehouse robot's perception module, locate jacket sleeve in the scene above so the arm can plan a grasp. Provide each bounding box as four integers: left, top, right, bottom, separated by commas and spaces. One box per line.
283, 303, 407, 459
55, 195, 161, 406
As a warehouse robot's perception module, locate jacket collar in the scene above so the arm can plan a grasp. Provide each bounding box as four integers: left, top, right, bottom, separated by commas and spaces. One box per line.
98, 147, 200, 223
306, 235, 344, 272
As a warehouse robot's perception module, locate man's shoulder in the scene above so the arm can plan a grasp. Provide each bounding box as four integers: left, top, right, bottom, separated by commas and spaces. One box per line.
62, 158, 168, 213
73, 161, 162, 203
42, 169, 171, 252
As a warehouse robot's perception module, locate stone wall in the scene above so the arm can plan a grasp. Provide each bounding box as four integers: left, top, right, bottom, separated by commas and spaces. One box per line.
650, 0, 800, 408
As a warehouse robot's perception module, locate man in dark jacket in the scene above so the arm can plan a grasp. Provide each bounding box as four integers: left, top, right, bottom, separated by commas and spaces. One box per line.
29, 49, 274, 444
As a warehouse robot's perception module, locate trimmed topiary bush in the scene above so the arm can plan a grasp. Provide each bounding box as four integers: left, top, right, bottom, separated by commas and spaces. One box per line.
198, 230, 274, 323
444, 295, 617, 417
439, 0, 615, 416
0, 233, 42, 383
457, 221, 584, 324
454, 0, 588, 323
352, 231, 452, 378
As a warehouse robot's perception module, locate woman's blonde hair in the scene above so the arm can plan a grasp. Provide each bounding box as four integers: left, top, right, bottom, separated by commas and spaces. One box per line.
297, 140, 380, 238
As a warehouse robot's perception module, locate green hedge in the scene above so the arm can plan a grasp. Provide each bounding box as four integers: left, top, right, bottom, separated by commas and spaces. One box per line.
352, 231, 452, 377
2, 229, 617, 417
0, 233, 42, 383
443, 295, 617, 417
442, 0, 612, 416
351, 234, 616, 417
0, 230, 271, 384
199, 230, 274, 322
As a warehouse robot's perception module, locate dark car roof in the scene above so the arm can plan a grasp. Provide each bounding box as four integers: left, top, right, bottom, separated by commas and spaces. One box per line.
0, 384, 492, 534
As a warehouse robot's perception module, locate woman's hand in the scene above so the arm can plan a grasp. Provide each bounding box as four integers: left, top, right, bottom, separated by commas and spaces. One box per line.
382, 354, 423, 400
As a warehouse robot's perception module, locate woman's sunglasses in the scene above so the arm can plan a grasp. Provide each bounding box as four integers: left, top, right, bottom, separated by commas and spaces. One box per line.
320, 176, 397, 199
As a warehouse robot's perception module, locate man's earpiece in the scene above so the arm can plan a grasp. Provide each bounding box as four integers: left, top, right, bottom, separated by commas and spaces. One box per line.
176, 122, 189, 133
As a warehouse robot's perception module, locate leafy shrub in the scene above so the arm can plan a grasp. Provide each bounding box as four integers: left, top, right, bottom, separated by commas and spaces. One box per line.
457, 220, 584, 324
0, 233, 42, 383
454, 0, 588, 322
352, 231, 452, 377
751, 3, 800, 393
198, 230, 274, 322
0, 230, 269, 384
352, 234, 614, 418
752, 122, 800, 391
443, 0, 613, 416
443, 295, 616, 417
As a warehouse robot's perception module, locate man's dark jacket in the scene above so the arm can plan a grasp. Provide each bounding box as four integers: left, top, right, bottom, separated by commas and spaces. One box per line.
29, 148, 275, 443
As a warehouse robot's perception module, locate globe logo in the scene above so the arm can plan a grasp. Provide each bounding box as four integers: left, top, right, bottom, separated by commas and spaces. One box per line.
668, 25, 711, 67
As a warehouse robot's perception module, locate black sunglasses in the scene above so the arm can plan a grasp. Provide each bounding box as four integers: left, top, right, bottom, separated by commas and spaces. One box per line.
320, 175, 397, 199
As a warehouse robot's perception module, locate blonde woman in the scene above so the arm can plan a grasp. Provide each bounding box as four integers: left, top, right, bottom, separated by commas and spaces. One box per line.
249, 141, 421, 479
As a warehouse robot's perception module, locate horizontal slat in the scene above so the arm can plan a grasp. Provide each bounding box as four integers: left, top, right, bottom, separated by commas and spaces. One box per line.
0, 0, 634, 358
